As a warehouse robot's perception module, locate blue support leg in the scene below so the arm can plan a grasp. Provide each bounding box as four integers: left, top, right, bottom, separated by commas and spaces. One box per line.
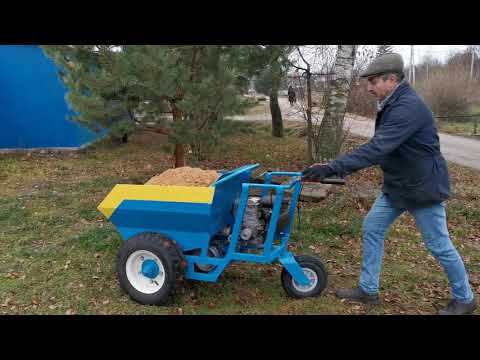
279, 252, 310, 286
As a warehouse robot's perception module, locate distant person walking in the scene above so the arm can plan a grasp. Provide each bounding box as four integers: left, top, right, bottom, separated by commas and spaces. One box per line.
288, 85, 296, 106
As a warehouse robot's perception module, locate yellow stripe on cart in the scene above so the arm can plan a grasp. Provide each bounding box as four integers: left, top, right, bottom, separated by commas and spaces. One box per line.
98, 184, 215, 219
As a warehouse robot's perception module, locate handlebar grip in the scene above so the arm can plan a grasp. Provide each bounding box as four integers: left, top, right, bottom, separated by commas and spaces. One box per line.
320, 177, 346, 185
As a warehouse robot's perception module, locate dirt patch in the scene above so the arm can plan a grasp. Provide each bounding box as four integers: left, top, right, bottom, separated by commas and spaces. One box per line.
145, 167, 219, 187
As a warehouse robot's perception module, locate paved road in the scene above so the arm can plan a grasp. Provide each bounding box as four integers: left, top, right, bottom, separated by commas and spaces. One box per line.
231, 97, 480, 170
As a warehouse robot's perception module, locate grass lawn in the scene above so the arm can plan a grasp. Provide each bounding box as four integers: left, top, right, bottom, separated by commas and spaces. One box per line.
437, 120, 479, 137
436, 104, 480, 137
1, 121, 479, 315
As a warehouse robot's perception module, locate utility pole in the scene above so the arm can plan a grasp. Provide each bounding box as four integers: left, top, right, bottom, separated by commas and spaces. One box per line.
426, 62, 429, 82
409, 45, 414, 84
471, 47, 475, 80
412, 45, 415, 87
408, 46, 412, 82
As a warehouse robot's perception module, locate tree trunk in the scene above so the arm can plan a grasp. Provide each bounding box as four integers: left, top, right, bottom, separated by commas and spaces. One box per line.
174, 143, 185, 168
171, 104, 185, 168
315, 45, 357, 163
270, 92, 283, 137
270, 88, 283, 138
269, 63, 284, 138
305, 71, 314, 163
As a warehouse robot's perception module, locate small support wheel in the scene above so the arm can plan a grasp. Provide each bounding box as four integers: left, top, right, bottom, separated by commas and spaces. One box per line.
281, 255, 328, 298
117, 233, 183, 305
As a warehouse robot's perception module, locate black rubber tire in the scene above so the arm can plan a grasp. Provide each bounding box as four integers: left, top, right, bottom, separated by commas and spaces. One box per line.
281, 255, 328, 299
117, 232, 183, 305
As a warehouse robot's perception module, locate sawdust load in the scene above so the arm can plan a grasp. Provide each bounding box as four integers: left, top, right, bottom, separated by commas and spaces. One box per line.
145, 167, 219, 187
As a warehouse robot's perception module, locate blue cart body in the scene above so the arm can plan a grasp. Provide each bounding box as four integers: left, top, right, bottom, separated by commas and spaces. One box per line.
98, 164, 310, 285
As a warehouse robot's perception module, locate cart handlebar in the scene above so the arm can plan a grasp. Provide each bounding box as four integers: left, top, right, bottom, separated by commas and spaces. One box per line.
320, 177, 346, 185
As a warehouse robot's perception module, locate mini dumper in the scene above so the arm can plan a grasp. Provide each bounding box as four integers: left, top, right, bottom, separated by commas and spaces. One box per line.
97, 164, 344, 305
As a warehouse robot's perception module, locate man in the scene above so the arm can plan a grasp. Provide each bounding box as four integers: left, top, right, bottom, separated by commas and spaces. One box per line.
302, 53, 477, 315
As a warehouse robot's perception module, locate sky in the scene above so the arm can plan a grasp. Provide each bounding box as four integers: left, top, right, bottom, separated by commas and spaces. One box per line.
288, 45, 471, 74
392, 45, 469, 64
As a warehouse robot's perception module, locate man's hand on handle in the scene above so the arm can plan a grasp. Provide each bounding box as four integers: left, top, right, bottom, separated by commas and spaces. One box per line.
301, 163, 335, 182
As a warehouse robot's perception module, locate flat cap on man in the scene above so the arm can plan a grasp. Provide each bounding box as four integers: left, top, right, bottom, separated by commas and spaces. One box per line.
360, 53, 404, 78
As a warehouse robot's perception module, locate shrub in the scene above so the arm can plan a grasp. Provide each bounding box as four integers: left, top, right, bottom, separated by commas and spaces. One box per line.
415, 68, 476, 119
346, 79, 377, 118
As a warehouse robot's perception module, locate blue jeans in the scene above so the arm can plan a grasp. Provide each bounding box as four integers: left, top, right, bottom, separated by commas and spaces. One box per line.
359, 192, 474, 303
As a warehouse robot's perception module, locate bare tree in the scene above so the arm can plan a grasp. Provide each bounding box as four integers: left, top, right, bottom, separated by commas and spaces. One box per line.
469, 45, 480, 80
376, 45, 394, 57
346, 46, 377, 118
315, 45, 357, 162
286, 45, 336, 162
353, 46, 377, 79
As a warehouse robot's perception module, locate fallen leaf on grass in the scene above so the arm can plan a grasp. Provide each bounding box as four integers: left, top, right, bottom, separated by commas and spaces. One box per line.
6, 271, 21, 279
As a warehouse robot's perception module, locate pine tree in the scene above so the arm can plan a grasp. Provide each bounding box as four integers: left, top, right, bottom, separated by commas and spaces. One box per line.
250, 45, 294, 137
42, 45, 250, 167
42, 45, 137, 142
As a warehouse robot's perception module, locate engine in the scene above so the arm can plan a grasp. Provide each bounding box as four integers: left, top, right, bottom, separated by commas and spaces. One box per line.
233, 195, 290, 249
239, 197, 265, 247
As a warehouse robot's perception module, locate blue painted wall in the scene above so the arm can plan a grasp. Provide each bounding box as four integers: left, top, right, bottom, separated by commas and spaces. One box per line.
0, 45, 103, 149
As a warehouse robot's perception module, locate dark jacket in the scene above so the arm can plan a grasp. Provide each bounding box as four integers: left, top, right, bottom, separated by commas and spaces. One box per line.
328, 81, 450, 209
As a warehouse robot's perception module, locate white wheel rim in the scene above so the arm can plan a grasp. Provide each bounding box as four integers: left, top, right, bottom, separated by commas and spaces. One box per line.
125, 250, 166, 294
292, 267, 318, 293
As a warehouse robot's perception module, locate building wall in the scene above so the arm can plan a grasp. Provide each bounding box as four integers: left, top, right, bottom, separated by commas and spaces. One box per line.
0, 45, 102, 149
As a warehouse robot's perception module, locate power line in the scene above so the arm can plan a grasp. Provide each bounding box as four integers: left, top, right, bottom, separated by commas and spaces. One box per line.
409, 49, 467, 54
393, 45, 468, 53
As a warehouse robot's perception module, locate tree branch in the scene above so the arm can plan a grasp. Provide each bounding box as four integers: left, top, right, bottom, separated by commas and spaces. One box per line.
296, 46, 310, 69
285, 58, 308, 72
142, 127, 170, 136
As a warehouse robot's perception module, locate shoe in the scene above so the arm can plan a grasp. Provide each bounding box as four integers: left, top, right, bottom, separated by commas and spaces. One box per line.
438, 297, 477, 315
335, 287, 380, 305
